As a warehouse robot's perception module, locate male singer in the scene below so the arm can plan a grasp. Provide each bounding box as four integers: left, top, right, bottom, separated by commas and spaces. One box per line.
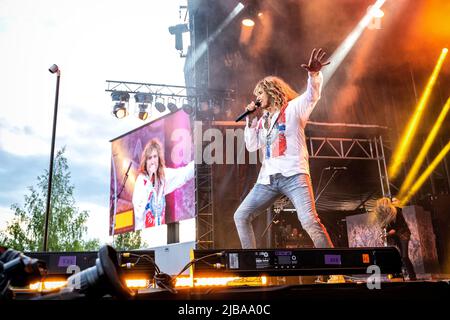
234, 48, 333, 249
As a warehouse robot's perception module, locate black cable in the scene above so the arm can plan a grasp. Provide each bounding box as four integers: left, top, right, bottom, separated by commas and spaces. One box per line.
126, 253, 175, 293
122, 251, 226, 293
172, 251, 226, 283
128, 253, 161, 274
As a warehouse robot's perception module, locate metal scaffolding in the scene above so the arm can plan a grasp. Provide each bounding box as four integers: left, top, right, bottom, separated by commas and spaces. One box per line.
106, 80, 194, 98
306, 135, 391, 197
195, 135, 215, 249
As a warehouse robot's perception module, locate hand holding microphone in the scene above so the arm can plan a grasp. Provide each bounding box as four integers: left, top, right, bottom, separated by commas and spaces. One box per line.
235, 100, 261, 122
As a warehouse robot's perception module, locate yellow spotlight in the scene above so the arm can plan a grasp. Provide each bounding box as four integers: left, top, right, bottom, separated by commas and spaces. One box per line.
399, 140, 450, 206
242, 18, 255, 27
389, 48, 448, 179
398, 97, 450, 199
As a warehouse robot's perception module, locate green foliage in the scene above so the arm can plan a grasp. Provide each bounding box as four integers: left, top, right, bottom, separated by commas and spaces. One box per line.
0, 148, 100, 252
113, 230, 147, 251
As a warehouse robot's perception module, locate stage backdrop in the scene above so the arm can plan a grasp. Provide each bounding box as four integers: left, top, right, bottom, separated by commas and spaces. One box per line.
109, 110, 195, 235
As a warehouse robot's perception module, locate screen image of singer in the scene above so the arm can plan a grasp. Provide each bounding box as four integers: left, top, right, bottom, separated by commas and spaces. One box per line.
109, 109, 195, 236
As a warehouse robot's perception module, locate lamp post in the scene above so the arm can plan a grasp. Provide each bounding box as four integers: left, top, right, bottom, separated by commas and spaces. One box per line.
43, 64, 61, 251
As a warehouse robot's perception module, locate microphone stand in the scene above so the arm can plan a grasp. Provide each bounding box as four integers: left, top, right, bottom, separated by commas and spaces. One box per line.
314, 169, 340, 203
117, 162, 132, 199
111, 161, 132, 237
261, 210, 281, 240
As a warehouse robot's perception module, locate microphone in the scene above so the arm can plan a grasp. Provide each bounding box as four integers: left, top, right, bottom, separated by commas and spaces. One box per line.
325, 166, 347, 170
125, 161, 132, 177
235, 100, 261, 122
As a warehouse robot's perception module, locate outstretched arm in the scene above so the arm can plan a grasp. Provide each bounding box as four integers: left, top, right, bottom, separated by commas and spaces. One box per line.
293, 48, 330, 122
164, 160, 195, 195
301, 48, 330, 74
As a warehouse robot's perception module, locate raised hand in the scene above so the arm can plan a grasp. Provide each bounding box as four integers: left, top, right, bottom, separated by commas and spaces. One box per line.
301, 48, 330, 73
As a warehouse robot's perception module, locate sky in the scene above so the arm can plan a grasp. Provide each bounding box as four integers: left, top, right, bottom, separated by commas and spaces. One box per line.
0, 0, 189, 244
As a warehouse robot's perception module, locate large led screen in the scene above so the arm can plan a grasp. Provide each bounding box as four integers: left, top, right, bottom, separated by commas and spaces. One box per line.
109, 110, 194, 235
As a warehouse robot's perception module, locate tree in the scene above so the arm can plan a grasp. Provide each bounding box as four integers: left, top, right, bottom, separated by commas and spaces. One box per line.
0, 148, 100, 252
113, 230, 147, 250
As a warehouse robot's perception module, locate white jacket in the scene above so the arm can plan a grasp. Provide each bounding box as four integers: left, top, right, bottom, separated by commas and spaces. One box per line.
132, 160, 194, 230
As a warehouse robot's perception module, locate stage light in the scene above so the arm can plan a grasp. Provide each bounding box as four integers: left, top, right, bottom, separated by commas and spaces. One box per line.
399, 140, 450, 206
389, 48, 448, 179
137, 104, 149, 120
242, 18, 255, 27
154, 96, 166, 113
240, 0, 262, 28
111, 92, 130, 119
134, 93, 152, 121
167, 97, 178, 113
113, 102, 128, 119
398, 97, 450, 199
182, 98, 194, 115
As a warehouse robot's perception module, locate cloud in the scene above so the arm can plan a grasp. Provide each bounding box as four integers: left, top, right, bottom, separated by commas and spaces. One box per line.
0, 118, 51, 157
0, 150, 48, 206
78, 201, 112, 244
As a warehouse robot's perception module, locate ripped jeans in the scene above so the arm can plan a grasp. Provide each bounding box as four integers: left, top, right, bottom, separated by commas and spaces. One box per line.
234, 173, 334, 249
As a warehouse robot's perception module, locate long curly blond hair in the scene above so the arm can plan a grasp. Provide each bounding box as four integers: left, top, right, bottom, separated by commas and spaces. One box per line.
373, 197, 397, 228
253, 76, 299, 111
139, 138, 165, 181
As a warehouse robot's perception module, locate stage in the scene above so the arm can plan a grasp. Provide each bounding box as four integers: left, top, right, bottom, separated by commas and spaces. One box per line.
7, 279, 450, 319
